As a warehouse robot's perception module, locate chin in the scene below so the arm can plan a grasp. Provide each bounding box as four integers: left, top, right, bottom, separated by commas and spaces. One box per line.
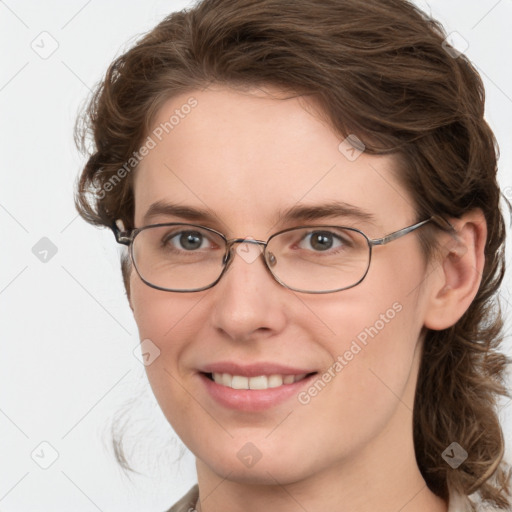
194, 441, 317, 486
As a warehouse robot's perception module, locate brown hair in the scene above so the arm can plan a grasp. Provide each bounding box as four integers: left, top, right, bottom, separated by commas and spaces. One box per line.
74, 0, 512, 508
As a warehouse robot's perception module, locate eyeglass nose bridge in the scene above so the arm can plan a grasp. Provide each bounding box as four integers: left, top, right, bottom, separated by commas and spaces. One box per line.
222, 237, 277, 268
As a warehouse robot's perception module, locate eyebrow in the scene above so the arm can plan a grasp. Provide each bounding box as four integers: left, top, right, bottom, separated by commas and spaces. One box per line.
142, 200, 377, 229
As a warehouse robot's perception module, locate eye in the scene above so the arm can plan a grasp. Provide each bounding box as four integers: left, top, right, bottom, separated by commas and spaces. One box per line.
298, 230, 351, 252
162, 229, 213, 251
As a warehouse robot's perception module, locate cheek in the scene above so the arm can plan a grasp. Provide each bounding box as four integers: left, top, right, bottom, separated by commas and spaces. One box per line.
129, 272, 213, 406
129, 272, 196, 338
337, 299, 420, 401
305, 249, 427, 405
314, 293, 421, 398
130, 275, 187, 379
294, 293, 425, 464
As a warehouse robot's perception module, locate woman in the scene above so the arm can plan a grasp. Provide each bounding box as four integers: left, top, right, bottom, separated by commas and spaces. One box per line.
74, 0, 511, 510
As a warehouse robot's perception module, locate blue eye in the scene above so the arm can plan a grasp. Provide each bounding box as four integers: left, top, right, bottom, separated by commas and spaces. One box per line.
162, 229, 212, 251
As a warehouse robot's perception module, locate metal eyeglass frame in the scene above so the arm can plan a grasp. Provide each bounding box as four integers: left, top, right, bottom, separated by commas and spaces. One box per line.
111, 214, 454, 294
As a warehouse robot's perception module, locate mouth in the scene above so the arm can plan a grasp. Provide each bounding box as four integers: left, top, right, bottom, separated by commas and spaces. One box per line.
201, 371, 318, 390
197, 362, 320, 411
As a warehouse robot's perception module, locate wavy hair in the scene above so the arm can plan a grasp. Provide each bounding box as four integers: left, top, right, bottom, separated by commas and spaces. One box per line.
74, 0, 511, 509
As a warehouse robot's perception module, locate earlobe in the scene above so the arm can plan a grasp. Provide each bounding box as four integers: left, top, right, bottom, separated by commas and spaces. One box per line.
423, 209, 487, 331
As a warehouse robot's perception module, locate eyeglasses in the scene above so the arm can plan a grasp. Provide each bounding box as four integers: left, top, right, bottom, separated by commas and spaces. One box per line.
112, 216, 451, 294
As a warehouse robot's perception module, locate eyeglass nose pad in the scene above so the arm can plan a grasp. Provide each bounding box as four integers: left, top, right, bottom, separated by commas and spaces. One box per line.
266, 251, 277, 267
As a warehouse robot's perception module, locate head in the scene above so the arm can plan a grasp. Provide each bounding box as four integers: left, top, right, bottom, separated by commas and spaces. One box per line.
75, 0, 511, 508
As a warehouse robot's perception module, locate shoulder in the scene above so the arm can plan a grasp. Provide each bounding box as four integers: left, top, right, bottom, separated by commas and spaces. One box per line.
163, 484, 199, 512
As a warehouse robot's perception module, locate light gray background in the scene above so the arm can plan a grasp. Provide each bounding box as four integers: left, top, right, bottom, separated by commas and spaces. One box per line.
1, 1, 511, 511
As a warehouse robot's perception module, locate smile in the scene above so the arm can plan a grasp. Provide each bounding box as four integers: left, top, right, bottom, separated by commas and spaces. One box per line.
199, 371, 319, 411
208, 372, 313, 390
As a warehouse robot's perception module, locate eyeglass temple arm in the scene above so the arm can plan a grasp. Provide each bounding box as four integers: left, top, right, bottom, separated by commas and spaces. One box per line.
369, 215, 455, 246
109, 214, 455, 247
112, 219, 132, 245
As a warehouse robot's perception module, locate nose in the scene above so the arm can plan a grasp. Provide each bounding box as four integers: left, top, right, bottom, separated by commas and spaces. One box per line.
208, 239, 288, 342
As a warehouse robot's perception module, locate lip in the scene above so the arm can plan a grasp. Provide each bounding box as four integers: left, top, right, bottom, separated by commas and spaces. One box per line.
197, 362, 318, 412
200, 361, 316, 377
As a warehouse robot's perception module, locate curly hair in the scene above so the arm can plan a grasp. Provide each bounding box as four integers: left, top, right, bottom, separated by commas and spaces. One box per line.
74, 0, 512, 509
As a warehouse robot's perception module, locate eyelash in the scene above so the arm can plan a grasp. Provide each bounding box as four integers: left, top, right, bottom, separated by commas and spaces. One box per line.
160, 228, 352, 254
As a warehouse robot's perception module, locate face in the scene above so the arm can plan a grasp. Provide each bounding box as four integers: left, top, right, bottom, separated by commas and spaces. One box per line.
130, 85, 435, 486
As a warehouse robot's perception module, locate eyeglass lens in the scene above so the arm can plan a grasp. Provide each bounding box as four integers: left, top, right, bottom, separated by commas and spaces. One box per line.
131, 224, 371, 292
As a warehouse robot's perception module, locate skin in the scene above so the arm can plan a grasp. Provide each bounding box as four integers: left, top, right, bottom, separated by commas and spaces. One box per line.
128, 85, 486, 512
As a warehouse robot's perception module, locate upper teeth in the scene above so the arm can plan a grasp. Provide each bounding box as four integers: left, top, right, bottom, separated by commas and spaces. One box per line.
212, 373, 308, 390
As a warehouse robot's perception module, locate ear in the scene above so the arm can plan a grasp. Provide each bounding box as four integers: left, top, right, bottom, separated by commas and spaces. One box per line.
423, 209, 487, 330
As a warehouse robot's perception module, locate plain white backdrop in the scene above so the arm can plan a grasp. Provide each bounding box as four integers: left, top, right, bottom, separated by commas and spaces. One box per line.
1, 1, 511, 511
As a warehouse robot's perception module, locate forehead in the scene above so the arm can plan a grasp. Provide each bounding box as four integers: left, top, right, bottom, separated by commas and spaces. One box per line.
133, 85, 414, 235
